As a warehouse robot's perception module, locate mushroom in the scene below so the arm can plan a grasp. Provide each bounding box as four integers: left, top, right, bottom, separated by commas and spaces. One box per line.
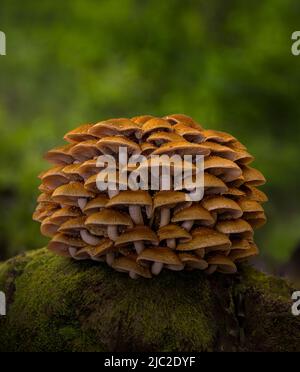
62, 164, 83, 182
40, 216, 59, 238
178, 253, 208, 271
153, 191, 192, 228
52, 182, 94, 211
89, 118, 142, 139
141, 118, 173, 140
85, 209, 133, 241
85, 238, 115, 265
112, 256, 152, 279
223, 187, 246, 199
205, 156, 242, 183
146, 131, 183, 146
158, 224, 192, 249
69, 140, 101, 162
137, 247, 183, 275
173, 123, 205, 143
241, 165, 266, 186
152, 141, 210, 158
44, 144, 74, 165
131, 115, 154, 125
177, 227, 232, 257
200, 141, 238, 161
202, 129, 237, 144
83, 194, 109, 215
39, 166, 70, 192
48, 233, 85, 258
164, 114, 203, 130
64, 124, 95, 143
203, 173, 228, 195
32, 203, 59, 223
206, 255, 237, 274
242, 185, 268, 203
140, 142, 157, 157
77, 159, 105, 180
216, 219, 254, 239
115, 226, 158, 254
202, 196, 243, 220
229, 241, 259, 262
106, 190, 152, 225
97, 136, 141, 162
49, 206, 82, 225
171, 204, 215, 232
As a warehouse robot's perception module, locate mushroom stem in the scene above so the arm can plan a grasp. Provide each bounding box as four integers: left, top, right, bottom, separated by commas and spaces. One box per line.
151, 262, 164, 275
166, 239, 176, 249
69, 247, 86, 261
107, 225, 119, 241
160, 208, 171, 228
80, 230, 102, 246
108, 189, 119, 199
129, 205, 144, 225
106, 253, 115, 267
129, 272, 138, 280
78, 198, 87, 211
182, 220, 194, 232
134, 241, 144, 254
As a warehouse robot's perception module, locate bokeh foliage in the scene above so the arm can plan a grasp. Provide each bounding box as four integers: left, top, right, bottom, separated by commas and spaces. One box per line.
0, 0, 300, 262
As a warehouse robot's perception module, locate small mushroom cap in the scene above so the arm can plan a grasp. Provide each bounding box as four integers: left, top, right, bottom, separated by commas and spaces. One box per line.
152, 141, 210, 157
64, 124, 95, 143
216, 219, 253, 236
32, 203, 59, 222
40, 166, 69, 190
237, 198, 264, 214
202, 196, 243, 219
49, 206, 82, 225
177, 227, 231, 252
86, 238, 115, 257
223, 187, 246, 199
97, 136, 141, 155
37, 193, 53, 204
141, 118, 173, 138
52, 182, 94, 205
171, 205, 214, 225
230, 242, 259, 262
201, 142, 238, 161
153, 191, 188, 210
83, 195, 109, 213
106, 190, 152, 208
44, 144, 74, 165
178, 253, 208, 270
147, 131, 183, 145
112, 256, 152, 278
89, 118, 142, 138
206, 255, 237, 274
234, 149, 254, 165
140, 142, 157, 156
164, 114, 203, 129
48, 233, 85, 256
158, 224, 192, 242
85, 209, 133, 227
131, 115, 154, 125
69, 140, 100, 161
115, 226, 158, 246
243, 211, 267, 229
242, 166, 266, 186
204, 173, 228, 194
173, 123, 205, 143
62, 164, 83, 180
242, 185, 268, 203
76, 159, 100, 179
230, 239, 251, 251
202, 129, 236, 144
58, 216, 86, 234
40, 217, 59, 237
205, 156, 242, 182
137, 247, 182, 266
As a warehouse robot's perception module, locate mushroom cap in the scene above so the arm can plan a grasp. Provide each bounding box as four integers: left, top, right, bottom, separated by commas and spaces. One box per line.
40, 217, 59, 238
201, 142, 238, 161
237, 198, 264, 214
69, 140, 100, 162
49, 206, 82, 225
44, 144, 74, 165
230, 242, 259, 262
158, 224, 192, 242
52, 182, 94, 205
89, 118, 142, 138
243, 211, 267, 229
37, 193, 53, 204
242, 166, 266, 186
202, 129, 236, 144
85, 209, 133, 227
152, 141, 210, 157
171, 205, 214, 225
137, 247, 182, 266
223, 187, 245, 199
204, 173, 228, 194
32, 203, 59, 222
202, 196, 243, 219
64, 124, 95, 143
83, 195, 109, 213
48, 233, 85, 256
216, 219, 253, 236
62, 164, 83, 181
86, 238, 115, 257
230, 239, 251, 251
164, 114, 202, 129
97, 136, 141, 155
115, 226, 158, 246
206, 255, 237, 274
147, 131, 183, 145
205, 156, 242, 182
106, 190, 152, 208
178, 253, 208, 270
242, 185, 268, 203
234, 149, 254, 165
141, 118, 173, 138
58, 216, 86, 234
40, 166, 69, 190
153, 191, 188, 210
177, 227, 231, 251
131, 115, 154, 125
140, 142, 157, 157
173, 123, 205, 143
76, 159, 100, 179
112, 256, 152, 278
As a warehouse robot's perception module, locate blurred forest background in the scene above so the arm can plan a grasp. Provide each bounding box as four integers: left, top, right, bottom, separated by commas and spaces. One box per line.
0, 0, 300, 272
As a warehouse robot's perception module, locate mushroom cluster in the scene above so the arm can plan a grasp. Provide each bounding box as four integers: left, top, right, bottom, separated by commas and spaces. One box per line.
33, 114, 267, 279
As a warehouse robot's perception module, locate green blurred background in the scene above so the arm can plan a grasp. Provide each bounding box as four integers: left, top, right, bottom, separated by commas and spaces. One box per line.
0, 0, 300, 269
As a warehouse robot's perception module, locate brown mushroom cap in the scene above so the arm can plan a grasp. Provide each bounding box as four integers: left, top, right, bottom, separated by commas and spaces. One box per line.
140, 142, 157, 157
242, 185, 268, 203
89, 118, 142, 138
173, 123, 205, 143
243, 211, 267, 229
230, 239, 251, 251
158, 224, 192, 242
237, 198, 264, 214
52, 182, 94, 206
62, 164, 83, 182
234, 149, 254, 165
141, 118, 173, 138
206, 255, 237, 274
106, 190, 152, 209
204, 173, 228, 195
131, 115, 154, 125
58, 216, 86, 234
115, 226, 158, 247
177, 227, 231, 252
152, 141, 210, 157
86, 238, 115, 258
64, 124, 95, 143
201, 142, 238, 161
164, 114, 203, 130
242, 166, 266, 186
137, 247, 182, 266
83, 195, 109, 214
230, 242, 259, 262
40, 217, 59, 238
178, 253, 208, 270
202, 129, 236, 144
48, 233, 85, 257
171, 205, 215, 226
40, 166, 69, 190
97, 136, 141, 156
153, 191, 189, 211
202, 196, 243, 219
44, 144, 74, 165
205, 156, 242, 182
49, 206, 82, 225
216, 219, 253, 237
69, 140, 100, 162
85, 209, 133, 228
112, 256, 152, 279
223, 187, 246, 199
146, 131, 183, 145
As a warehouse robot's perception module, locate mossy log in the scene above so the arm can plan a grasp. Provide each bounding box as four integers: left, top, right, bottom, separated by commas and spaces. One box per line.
0, 248, 299, 352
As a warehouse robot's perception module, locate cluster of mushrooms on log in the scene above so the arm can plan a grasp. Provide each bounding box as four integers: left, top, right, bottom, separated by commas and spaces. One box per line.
33, 114, 267, 279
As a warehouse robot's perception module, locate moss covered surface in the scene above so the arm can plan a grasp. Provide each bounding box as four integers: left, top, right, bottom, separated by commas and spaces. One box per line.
0, 249, 299, 352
